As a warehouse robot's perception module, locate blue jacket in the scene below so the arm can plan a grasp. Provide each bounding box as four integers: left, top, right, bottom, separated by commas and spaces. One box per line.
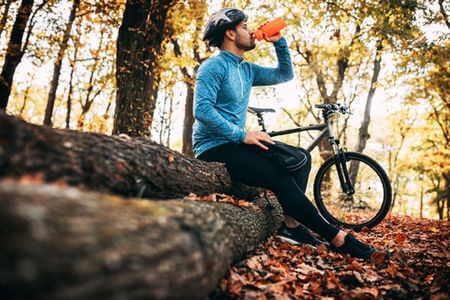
193, 37, 294, 157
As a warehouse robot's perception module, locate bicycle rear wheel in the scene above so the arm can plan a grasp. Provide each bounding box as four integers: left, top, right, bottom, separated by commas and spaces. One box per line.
313, 152, 392, 231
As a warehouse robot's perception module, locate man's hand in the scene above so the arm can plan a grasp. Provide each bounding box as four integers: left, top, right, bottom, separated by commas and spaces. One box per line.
243, 131, 274, 150
263, 32, 282, 43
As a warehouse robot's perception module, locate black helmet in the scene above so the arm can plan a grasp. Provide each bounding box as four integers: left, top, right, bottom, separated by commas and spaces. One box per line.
203, 7, 248, 47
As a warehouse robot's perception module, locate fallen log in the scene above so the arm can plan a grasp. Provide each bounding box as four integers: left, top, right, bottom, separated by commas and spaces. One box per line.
0, 112, 259, 200
0, 113, 285, 298
0, 181, 283, 299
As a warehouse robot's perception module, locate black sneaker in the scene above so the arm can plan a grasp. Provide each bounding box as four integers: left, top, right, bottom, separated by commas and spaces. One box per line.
330, 233, 390, 261
276, 222, 323, 246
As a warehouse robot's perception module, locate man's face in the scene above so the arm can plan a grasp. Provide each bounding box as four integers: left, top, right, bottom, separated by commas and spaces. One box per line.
233, 20, 255, 51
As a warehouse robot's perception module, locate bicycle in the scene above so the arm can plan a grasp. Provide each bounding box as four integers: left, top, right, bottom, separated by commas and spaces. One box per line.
247, 103, 392, 231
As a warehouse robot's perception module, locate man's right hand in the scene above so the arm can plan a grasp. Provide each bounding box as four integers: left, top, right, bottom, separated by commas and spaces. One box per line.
243, 131, 274, 150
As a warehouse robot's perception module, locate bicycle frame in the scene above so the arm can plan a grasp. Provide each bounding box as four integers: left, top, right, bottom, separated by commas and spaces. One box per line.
268, 123, 327, 153
264, 113, 355, 195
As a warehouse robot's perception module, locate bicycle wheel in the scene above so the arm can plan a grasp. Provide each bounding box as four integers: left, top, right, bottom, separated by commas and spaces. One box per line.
313, 152, 392, 231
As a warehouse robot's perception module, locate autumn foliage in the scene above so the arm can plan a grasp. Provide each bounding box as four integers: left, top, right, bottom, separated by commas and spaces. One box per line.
212, 215, 449, 299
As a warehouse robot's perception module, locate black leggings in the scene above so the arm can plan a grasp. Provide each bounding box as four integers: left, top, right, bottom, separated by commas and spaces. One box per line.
198, 142, 340, 242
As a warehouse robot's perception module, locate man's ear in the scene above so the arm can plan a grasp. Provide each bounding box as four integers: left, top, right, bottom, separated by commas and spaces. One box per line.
224, 29, 236, 41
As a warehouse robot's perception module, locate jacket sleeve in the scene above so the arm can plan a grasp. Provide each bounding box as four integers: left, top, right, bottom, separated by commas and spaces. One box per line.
193, 60, 247, 143
252, 37, 294, 86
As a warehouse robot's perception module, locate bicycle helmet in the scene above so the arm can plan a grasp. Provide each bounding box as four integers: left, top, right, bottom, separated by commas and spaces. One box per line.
203, 7, 248, 47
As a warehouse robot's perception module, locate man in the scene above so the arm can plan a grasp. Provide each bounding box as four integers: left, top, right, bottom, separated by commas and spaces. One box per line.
193, 7, 389, 261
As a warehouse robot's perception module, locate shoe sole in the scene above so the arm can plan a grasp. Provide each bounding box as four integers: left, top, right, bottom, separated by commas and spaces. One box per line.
277, 235, 323, 247
277, 235, 303, 245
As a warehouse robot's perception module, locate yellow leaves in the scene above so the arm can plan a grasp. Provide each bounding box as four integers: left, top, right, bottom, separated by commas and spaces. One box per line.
423, 226, 438, 233
381, 39, 389, 48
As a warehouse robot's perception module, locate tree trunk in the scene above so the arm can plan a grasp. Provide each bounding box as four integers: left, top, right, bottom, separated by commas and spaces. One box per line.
113, 0, 176, 137
349, 41, 383, 182
19, 73, 34, 115
165, 93, 173, 146
43, 0, 79, 126
439, 0, 450, 30
354, 41, 382, 154
0, 180, 282, 299
0, 0, 34, 110
420, 187, 423, 219
170, 26, 206, 157
77, 31, 104, 131
446, 175, 449, 221
182, 81, 195, 156
65, 50, 77, 129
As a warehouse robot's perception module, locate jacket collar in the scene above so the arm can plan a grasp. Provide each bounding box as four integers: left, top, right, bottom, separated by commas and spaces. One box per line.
219, 50, 244, 64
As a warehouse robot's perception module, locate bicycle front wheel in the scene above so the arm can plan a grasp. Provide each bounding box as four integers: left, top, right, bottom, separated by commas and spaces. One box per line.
313, 152, 392, 231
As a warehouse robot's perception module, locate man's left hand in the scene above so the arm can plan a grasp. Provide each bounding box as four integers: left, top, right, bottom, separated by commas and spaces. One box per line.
263, 32, 282, 43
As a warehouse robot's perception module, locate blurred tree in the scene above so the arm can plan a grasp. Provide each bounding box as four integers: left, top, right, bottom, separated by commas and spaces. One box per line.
65, 31, 79, 129
252, 0, 418, 160
113, 0, 177, 137
43, 0, 79, 126
402, 43, 449, 220
168, 0, 209, 156
0, 0, 15, 38
0, 0, 34, 110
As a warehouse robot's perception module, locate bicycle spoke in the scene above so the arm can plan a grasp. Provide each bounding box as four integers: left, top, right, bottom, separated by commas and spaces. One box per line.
314, 152, 392, 230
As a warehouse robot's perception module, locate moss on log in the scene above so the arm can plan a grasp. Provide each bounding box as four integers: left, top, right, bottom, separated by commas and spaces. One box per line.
0, 182, 282, 299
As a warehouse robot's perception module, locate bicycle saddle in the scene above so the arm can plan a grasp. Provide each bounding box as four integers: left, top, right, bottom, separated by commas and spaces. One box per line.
247, 106, 276, 114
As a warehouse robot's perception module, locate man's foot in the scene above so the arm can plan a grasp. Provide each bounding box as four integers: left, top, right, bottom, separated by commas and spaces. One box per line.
330, 233, 390, 261
276, 222, 323, 246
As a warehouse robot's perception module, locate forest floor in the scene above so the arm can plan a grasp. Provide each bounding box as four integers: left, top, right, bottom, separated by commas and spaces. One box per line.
210, 214, 449, 300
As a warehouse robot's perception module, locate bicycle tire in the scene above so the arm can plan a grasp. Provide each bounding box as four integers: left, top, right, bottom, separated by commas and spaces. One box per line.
313, 152, 392, 231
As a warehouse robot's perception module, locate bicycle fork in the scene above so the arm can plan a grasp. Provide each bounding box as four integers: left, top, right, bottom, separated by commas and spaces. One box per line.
327, 122, 355, 195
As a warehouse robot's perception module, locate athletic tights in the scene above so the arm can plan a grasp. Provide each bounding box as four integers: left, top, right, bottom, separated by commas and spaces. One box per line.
198, 142, 340, 242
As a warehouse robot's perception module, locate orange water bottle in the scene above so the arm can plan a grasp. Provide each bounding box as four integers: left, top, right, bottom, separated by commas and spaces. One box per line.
253, 17, 286, 41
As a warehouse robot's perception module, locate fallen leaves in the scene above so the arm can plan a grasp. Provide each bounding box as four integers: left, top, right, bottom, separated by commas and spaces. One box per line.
371, 251, 387, 264
212, 214, 449, 299
183, 192, 259, 209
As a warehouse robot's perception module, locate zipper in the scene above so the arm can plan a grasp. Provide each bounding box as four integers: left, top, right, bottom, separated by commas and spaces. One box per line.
237, 62, 243, 100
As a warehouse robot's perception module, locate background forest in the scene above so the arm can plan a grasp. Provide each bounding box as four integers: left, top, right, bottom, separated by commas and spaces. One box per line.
1, 0, 448, 220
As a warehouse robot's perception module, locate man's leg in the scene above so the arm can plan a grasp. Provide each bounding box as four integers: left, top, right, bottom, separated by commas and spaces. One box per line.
199, 143, 390, 261
199, 143, 339, 242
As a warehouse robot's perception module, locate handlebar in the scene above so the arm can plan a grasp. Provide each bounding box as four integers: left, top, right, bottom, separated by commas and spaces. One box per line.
315, 103, 350, 115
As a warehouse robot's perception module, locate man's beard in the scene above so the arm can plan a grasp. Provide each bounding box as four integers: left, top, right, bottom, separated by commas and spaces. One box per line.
235, 34, 255, 51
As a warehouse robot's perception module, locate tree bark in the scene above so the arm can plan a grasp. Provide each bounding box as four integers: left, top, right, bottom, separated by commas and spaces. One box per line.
0, 112, 267, 201
182, 81, 195, 156
0, 0, 34, 110
113, 0, 176, 137
43, 0, 79, 126
0, 180, 282, 299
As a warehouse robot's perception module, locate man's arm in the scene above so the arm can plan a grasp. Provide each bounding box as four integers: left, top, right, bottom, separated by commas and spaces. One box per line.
252, 36, 294, 86
194, 62, 247, 143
